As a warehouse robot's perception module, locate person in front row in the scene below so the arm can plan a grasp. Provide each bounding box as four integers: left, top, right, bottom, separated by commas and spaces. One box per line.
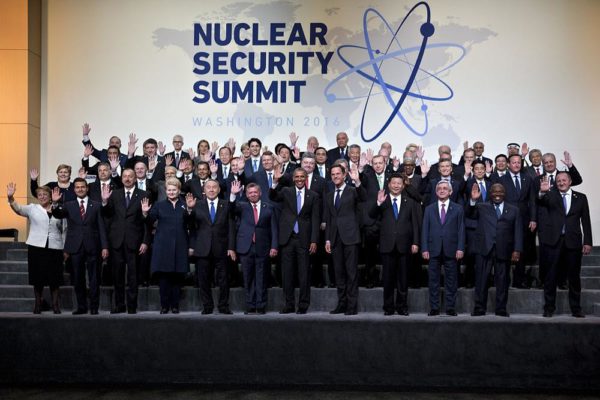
468, 183, 522, 317
233, 183, 278, 315
142, 178, 193, 314
538, 172, 592, 318
421, 181, 465, 316
370, 174, 422, 316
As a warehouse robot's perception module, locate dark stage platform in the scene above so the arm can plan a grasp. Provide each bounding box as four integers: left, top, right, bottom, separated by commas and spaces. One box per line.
1, 311, 599, 390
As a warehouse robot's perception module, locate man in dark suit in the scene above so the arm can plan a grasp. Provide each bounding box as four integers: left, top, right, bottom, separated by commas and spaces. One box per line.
233, 183, 279, 314
189, 179, 240, 315
499, 154, 537, 288
314, 147, 330, 178
51, 178, 109, 315
421, 181, 465, 316
100, 168, 149, 314
133, 161, 157, 286
164, 134, 190, 169
125, 136, 166, 183
276, 144, 298, 176
538, 172, 592, 318
88, 162, 123, 202
422, 159, 466, 206
489, 154, 509, 182
243, 138, 263, 178
370, 174, 421, 315
525, 148, 543, 179
270, 168, 320, 314
326, 131, 350, 166
183, 161, 212, 199
459, 141, 492, 166
80, 122, 127, 168
324, 164, 366, 315
246, 151, 278, 207
468, 183, 523, 317
426, 146, 463, 181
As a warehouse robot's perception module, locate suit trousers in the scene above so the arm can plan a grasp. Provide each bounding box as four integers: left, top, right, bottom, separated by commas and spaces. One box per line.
281, 233, 310, 309
474, 249, 510, 313
111, 244, 139, 310
196, 254, 229, 310
381, 250, 409, 312
361, 225, 380, 286
512, 225, 531, 287
240, 244, 269, 309
542, 239, 582, 313
427, 253, 458, 311
70, 248, 100, 312
331, 238, 359, 312
157, 272, 183, 309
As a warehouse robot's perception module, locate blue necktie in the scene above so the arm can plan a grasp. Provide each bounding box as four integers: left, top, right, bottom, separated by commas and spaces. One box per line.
393, 197, 399, 220
514, 175, 521, 194
210, 201, 216, 223
319, 166, 324, 177
495, 204, 501, 219
268, 172, 273, 188
125, 191, 131, 208
294, 190, 301, 233
253, 159, 258, 172
334, 189, 341, 209
562, 193, 567, 234
479, 182, 486, 202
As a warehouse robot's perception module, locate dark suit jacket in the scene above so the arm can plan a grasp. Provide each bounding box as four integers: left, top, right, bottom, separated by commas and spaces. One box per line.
125, 155, 166, 183
323, 185, 366, 246
269, 186, 320, 247
88, 179, 123, 203
189, 198, 236, 257
53, 198, 108, 254
459, 155, 492, 166
247, 170, 277, 206
463, 178, 492, 229
421, 200, 465, 258
326, 147, 349, 166
233, 201, 278, 256
82, 138, 128, 167
137, 179, 158, 203
499, 172, 537, 226
370, 195, 422, 254
467, 202, 523, 260
164, 151, 190, 169
423, 176, 465, 206
537, 189, 592, 249
101, 188, 150, 250
244, 158, 264, 178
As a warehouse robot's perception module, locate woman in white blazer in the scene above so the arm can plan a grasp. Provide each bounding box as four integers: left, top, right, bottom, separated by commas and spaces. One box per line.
7, 183, 65, 314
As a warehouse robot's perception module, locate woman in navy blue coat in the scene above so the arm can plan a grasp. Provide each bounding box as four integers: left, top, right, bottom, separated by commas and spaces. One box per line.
142, 178, 193, 314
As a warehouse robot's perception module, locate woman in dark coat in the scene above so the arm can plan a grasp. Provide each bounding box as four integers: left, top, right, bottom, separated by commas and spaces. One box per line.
142, 178, 192, 314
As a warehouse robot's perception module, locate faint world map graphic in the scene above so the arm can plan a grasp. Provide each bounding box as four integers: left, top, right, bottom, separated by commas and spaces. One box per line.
152, 1, 496, 148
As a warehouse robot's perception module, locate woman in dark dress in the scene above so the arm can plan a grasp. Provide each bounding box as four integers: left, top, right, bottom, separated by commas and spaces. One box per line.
30, 164, 77, 203
142, 178, 193, 314
7, 183, 65, 314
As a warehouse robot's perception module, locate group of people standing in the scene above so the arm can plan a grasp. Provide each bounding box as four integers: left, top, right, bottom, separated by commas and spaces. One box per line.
8, 125, 592, 318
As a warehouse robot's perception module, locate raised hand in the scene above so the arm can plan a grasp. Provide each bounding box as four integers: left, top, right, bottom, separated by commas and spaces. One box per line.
540, 175, 551, 192
185, 192, 197, 209
157, 141, 166, 156
292, 146, 300, 160
360, 152, 368, 168
101, 182, 112, 202
273, 165, 283, 182
420, 159, 430, 176
164, 154, 173, 166
463, 160, 472, 177
561, 151, 573, 168
463, 140, 469, 150
211, 141, 219, 153
262, 145, 269, 153
235, 158, 246, 172
365, 148, 374, 164
521, 142, 529, 157
51, 187, 62, 203
377, 189, 387, 204
470, 182, 481, 200
127, 133, 138, 156
415, 146, 424, 161
29, 168, 39, 181
349, 164, 360, 183
227, 137, 236, 154
7, 182, 16, 199
148, 155, 157, 172
82, 122, 91, 137
78, 167, 87, 178
83, 144, 93, 158
141, 197, 151, 213
274, 153, 284, 165
108, 154, 120, 171
289, 132, 299, 147
306, 140, 316, 154
392, 156, 400, 169
230, 180, 242, 196
208, 159, 218, 175
187, 148, 196, 160
485, 160, 493, 174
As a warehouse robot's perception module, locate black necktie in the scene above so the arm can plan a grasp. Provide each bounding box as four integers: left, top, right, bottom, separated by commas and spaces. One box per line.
125, 191, 131, 208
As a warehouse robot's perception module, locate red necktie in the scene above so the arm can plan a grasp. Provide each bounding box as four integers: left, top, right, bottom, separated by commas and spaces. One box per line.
252, 203, 258, 242
305, 177, 309, 189
79, 199, 86, 220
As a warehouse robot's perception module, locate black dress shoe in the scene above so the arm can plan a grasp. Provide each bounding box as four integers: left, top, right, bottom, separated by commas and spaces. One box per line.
344, 310, 358, 315
329, 306, 346, 314
72, 308, 87, 315
127, 309, 137, 314
558, 284, 568, 290
384, 310, 395, 316
171, 307, 180, 314
53, 307, 62, 315
296, 307, 307, 314
428, 309, 440, 316
315, 283, 324, 289
110, 306, 126, 314
446, 309, 457, 316
201, 308, 214, 315
279, 306, 295, 314
512, 283, 529, 289
90, 309, 99, 315
328, 283, 336, 288
218, 307, 233, 315
256, 308, 266, 314
471, 310, 486, 316
397, 309, 409, 316
33, 304, 41, 314
543, 310, 553, 318
244, 308, 256, 315
160, 308, 169, 314
495, 310, 510, 317
572, 311, 585, 318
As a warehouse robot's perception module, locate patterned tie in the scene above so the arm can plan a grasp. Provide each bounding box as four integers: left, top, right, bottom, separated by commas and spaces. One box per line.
125, 191, 131, 208
138, 180, 144, 190
252, 203, 258, 242
210, 201, 216, 223
175, 153, 180, 168
535, 167, 540, 176
223, 166, 228, 177
79, 199, 86, 220
514, 175, 521, 194
393, 197, 399, 220
253, 159, 258, 172
440, 203, 446, 224
562, 193, 568, 234
268, 172, 273, 188
334, 189, 341, 209
495, 203, 501, 219
479, 182, 487, 202
377, 175, 383, 190
549, 174, 555, 187
294, 190, 301, 233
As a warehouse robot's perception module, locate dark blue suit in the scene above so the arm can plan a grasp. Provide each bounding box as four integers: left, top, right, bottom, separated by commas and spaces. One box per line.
463, 178, 493, 287
234, 201, 278, 310
467, 201, 522, 314
421, 200, 465, 312
53, 197, 108, 313
244, 158, 263, 178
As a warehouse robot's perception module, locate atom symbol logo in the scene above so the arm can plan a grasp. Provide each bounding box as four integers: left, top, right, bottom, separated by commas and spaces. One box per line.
324, 2, 466, 142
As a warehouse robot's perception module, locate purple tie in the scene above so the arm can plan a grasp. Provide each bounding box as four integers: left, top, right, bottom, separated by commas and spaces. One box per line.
440, 203, 446, 224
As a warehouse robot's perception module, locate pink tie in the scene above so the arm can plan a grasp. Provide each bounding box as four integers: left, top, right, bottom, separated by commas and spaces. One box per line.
440, 203, 446, 224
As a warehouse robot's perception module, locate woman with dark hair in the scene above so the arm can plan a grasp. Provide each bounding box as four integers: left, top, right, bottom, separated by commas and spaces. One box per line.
142, 178, 193, 314
7, 183, 65, 314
